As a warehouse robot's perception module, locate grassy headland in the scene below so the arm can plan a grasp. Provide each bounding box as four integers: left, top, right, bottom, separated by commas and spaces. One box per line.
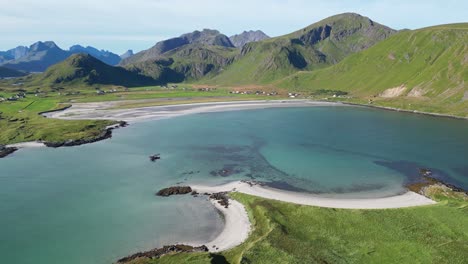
125, 186, 468, 264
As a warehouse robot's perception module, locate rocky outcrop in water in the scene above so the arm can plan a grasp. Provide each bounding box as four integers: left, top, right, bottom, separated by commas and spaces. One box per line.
209, 192, 230, 208
156, 186, 193, 197
117, 244, 208, 263
407, 168, 467, 196
0, 145, 17, 158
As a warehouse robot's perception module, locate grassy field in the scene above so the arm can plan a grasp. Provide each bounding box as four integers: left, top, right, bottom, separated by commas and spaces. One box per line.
0, 84, 272, 145
0, 96, 115, 145
129, 186, 468, 264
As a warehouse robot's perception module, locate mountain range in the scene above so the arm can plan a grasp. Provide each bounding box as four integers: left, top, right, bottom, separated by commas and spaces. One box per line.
278, 23, 468, 115
0, 42, 122, 72
119, 13, 396, 85
209, 13, 396, 84
5, 12, 467, 116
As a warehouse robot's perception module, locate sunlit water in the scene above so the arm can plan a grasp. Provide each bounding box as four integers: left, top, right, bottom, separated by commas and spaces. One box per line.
1, 106, 467, 264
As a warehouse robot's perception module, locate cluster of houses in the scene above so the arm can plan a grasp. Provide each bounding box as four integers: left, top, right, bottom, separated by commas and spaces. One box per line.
197, 87, 217, 92
230, 90, 279, 96
288, 92, 301, 98
0, 92, 27, 102
160, 85, 178, 89
96, 88, 119, 95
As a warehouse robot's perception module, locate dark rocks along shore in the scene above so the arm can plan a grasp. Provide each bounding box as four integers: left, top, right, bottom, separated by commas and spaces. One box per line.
117, 244, 208, 263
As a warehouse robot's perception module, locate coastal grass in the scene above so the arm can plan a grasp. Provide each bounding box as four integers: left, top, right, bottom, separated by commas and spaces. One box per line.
0, 96, 115, 145
140, 188, 468, 264
0, 84, 273, 144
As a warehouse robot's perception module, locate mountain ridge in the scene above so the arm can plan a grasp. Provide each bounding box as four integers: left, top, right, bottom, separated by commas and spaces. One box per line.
0, 42, 122, 72
207, 12, 397, 84
277, 23, 468, 116
120, 29, 235, 66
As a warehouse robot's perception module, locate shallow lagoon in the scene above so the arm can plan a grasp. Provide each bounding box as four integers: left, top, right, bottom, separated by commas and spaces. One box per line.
1, 105, 467, 264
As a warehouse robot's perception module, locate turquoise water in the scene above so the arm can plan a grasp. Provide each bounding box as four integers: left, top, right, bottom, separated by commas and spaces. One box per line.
1, 106, 467, 264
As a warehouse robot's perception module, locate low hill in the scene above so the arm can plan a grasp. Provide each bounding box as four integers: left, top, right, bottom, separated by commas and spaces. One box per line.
34, 53, 157, 87
0, 66, 27, 78
278, 24, 468, 116
207, 13, 396, 84
229, 30, 270, 48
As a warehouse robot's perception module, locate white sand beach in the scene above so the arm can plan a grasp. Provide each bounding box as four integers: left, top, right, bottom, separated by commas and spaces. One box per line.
190, 181, 436, 252
192, 181, 436, 209
6, 141, 46, 148
43, 100, 343, 122
203, 199, 251, 252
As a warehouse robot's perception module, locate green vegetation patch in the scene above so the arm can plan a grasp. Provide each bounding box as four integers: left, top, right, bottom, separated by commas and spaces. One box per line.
0, 97, 114, 145
142, 189, 468, 264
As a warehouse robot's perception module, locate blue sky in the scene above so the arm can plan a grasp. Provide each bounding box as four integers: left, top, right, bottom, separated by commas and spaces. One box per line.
1, 0, 466, 54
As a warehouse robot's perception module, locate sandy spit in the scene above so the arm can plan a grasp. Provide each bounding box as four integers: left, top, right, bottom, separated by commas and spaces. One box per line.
187, 181, 436, 252
192, 181, 436, 210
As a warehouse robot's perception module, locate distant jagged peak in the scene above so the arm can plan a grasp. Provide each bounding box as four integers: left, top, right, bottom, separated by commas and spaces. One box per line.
120, 49, 134, 59
29, 41, 61, 51
229, 30, 270, 47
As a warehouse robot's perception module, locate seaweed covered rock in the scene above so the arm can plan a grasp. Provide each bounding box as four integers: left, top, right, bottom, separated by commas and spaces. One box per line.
156, 186, 192, 197
210, 192, 230, 208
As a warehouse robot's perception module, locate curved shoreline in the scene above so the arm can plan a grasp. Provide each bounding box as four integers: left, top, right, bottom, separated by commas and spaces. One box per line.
192, 181, 436, 210
341, 102, 468, 121
203, 198, 251, 252
183, 180, 436, 254
42, 99, 344, 122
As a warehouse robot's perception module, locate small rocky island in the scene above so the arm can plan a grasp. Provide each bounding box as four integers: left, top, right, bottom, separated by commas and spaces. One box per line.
156, 186, 193, 196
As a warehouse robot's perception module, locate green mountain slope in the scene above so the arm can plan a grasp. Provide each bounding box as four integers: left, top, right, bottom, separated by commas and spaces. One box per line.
0, 66, 27, 78
120, 29, 238, 83
207, 13, 396, 85
125, 44, 238, 83
278, 24, 468, 116
32, 53, 157, 87
121, 29, 235, 66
